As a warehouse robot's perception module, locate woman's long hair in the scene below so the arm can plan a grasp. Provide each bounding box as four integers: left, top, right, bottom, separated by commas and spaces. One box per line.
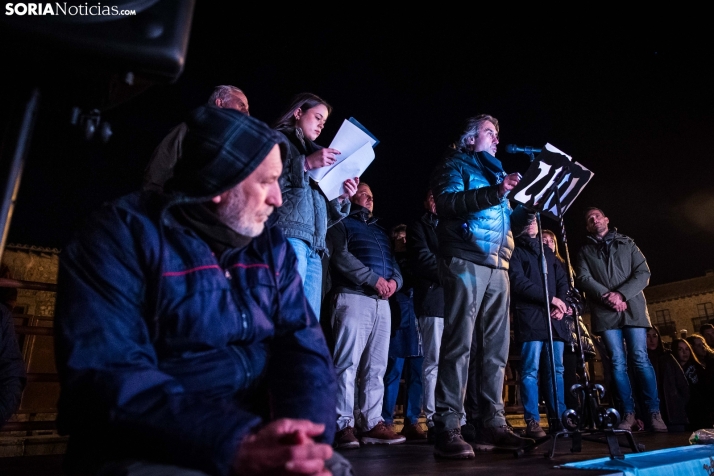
542, 229, 564, 263
272, 92, 332, 130
673, 338, 703, 367
686, 334, 714, 361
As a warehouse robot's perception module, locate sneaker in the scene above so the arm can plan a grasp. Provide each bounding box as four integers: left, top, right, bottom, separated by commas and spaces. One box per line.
525, 419, 546, 439
648, 412, 668, 433
460, 421, 477, 442
360, 421, 406, 445
433, 428, 475, 459
334, 426, 360, 449
474, 425, 535, 451
400, 423, 428, 441
616, 412, 636, 431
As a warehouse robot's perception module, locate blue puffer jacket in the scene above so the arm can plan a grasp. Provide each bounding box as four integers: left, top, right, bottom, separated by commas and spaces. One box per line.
274, 127, 349, 253
54, 192, 337, 476
327, 206, 402, 298
430, 148, 530, 270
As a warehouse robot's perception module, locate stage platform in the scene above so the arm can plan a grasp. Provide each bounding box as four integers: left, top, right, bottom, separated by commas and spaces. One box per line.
0, 431, 702, 476
344, 431, 701, 476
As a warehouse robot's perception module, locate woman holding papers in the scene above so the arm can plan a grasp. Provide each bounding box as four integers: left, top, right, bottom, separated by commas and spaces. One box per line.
272, 92, 359, 317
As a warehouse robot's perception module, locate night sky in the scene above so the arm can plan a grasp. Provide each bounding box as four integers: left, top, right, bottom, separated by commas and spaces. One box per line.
3, 7, 713, 286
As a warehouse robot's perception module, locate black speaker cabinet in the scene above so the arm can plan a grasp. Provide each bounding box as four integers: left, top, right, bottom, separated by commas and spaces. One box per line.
1, 0, 195, 84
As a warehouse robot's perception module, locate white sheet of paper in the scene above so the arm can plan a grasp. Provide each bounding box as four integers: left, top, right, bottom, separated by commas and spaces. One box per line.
309, 119, 377, 182
318, 142, 375, 201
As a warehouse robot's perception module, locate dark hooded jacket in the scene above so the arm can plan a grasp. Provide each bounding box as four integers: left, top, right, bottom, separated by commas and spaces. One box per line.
54, 107, 337, 476
574, 229, 652, 334
509, 234, 571, 343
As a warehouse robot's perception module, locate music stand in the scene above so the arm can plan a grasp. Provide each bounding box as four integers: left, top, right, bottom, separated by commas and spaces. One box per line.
509, 144, 643, 460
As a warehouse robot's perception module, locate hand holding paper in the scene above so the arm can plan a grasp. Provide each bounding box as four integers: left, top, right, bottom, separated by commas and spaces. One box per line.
306, 148, 340, 171
308, 118, 378, 200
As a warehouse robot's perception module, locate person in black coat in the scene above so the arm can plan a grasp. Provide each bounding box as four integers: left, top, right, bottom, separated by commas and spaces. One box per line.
673, 338, 713, 430
643, 327, 689, 432
509, 220, 571, 438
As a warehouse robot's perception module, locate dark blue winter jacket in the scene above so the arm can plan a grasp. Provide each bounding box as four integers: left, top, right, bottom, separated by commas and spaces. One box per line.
327, 206, 402, 298
430, 148, 531, 269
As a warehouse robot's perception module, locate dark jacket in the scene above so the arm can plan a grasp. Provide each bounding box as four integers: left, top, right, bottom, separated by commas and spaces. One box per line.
430, 148, 531, 269
574, 229, 652, 333
681, 360, 713, 430
408, 212, 444, 317
142, 122, 188, 192
54, 108, 337, 476
327, 206, 402, 298
388, 252, 420, 358
0, 304, 25, 425
509, 234, 570, 343
648, 350, 689, 431
274, 127, 349, 253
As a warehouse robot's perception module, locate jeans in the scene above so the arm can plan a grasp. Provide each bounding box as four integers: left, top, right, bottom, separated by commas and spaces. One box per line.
287, 238, 323, 318
433, 257, 510, 431
520, 340, 565, 422
382, 356, 424, 424
332, 293, 391, 432
601, 326, 660, 414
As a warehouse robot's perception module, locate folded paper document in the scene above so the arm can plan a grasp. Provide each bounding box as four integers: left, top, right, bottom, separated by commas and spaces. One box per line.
309, 118, 378, 201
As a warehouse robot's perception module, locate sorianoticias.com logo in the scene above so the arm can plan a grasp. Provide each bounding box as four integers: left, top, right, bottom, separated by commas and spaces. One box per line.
4, 3, 137, 16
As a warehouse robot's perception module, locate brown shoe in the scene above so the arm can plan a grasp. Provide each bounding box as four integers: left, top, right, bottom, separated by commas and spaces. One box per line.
648, 412, 668, 433
616, 412, 636, 431
360, 421, 406, 445
334, 426, 360, 449
525, 419, 546, 439
433, 428, 475, 459
400, 423, 427, 441
474, 425, 534, 451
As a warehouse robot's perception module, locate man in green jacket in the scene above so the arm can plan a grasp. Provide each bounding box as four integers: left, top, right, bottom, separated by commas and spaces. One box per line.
574, 207, 667, 433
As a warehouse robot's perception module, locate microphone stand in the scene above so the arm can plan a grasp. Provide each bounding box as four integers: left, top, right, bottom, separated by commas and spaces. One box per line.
513, 152, 643, 460
513, 150, 560, 457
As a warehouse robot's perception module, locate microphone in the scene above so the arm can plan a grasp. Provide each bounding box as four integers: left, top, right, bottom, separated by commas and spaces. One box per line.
506, 144, 542, 155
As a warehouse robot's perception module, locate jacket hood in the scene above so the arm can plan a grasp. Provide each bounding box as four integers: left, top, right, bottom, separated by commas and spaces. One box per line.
166, 105, 288, 203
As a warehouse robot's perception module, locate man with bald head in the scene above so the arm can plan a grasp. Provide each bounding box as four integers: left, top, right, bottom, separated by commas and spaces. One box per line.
327, 182, 406, 448
143, 85, 250, 192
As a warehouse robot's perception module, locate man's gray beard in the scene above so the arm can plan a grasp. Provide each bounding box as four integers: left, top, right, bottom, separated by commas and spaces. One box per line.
215, 186, 269, 238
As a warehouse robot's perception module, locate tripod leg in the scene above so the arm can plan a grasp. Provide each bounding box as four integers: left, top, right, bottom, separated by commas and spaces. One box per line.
570, 431, 582, 453
605, 432, 624, 459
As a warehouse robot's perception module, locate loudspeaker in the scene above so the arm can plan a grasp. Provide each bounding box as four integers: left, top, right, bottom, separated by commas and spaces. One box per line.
1, 0, 195, 84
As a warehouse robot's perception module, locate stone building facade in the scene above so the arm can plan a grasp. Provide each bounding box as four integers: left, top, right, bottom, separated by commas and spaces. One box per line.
1, 244, 63, 456
644, 270, 714, 343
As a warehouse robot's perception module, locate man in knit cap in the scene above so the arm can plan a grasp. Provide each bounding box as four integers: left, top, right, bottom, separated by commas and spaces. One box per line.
55, 106, 347, 476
